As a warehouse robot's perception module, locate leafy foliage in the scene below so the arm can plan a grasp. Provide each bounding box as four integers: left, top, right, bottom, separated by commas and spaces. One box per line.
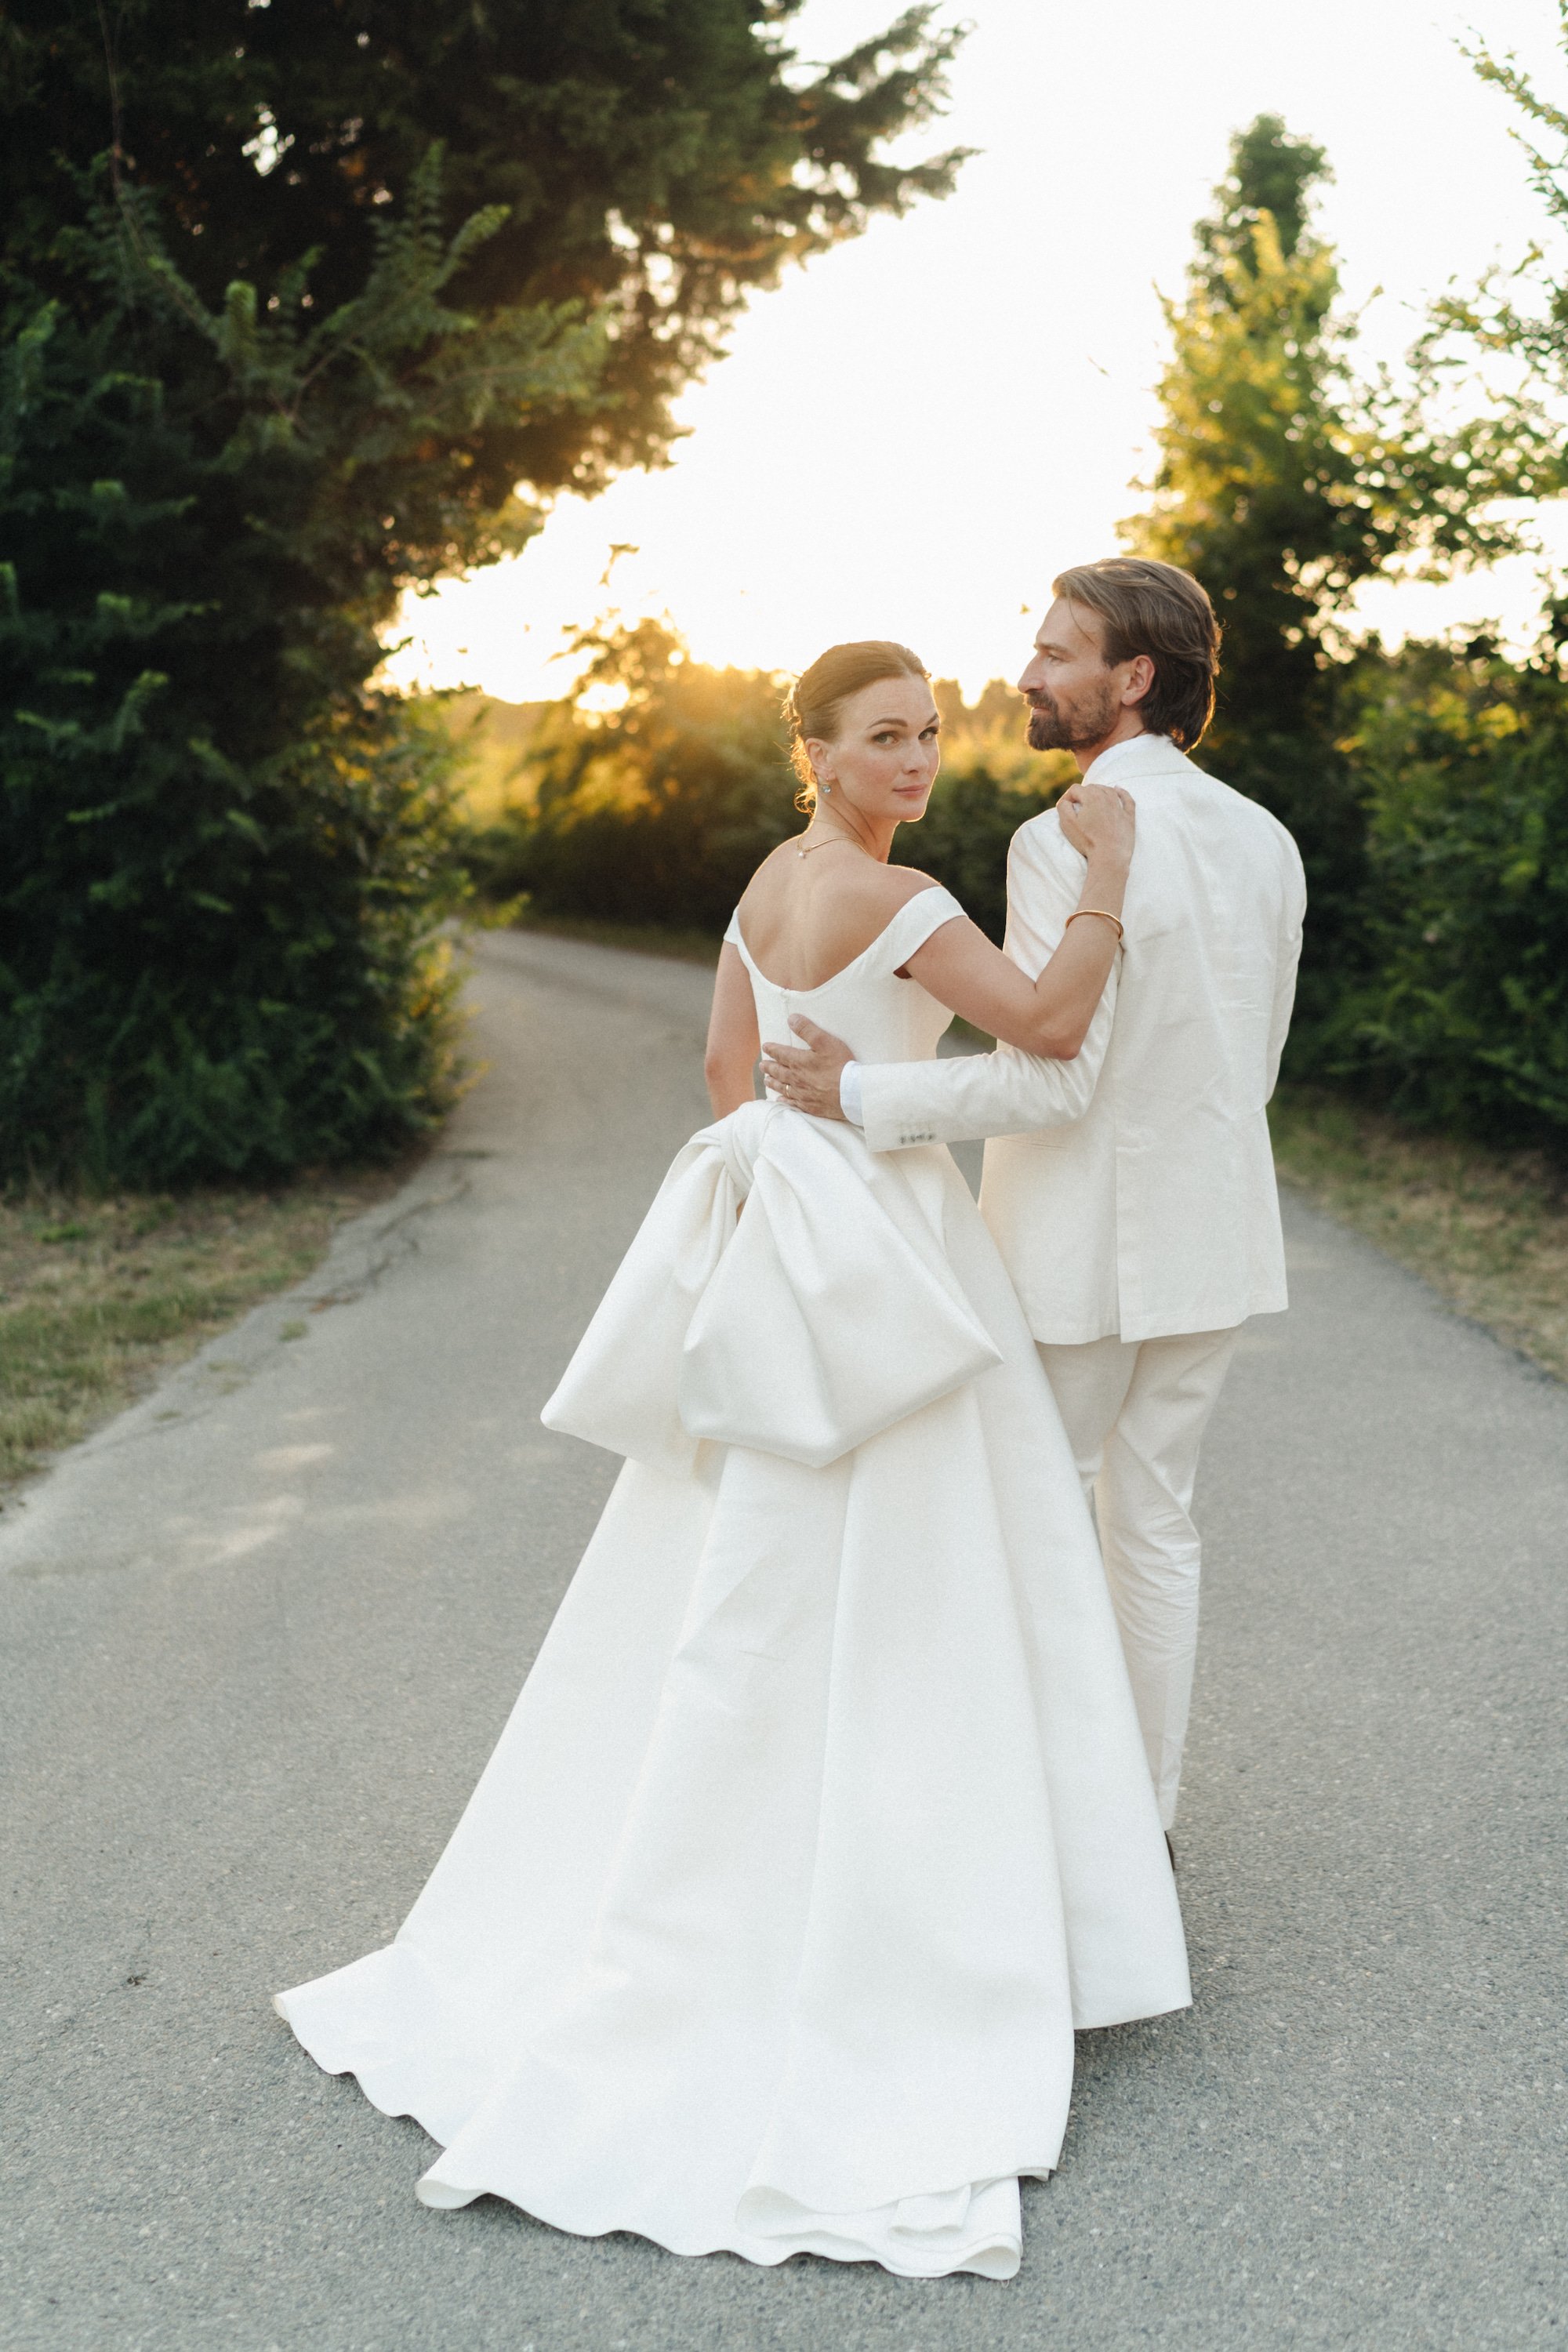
1133, 114, 1523, 737
1424, 17, 1568, 446
2, 0, 967, 510
465, 622, 1054, 944
1125, 114, 1530, 1055
1334, 625, 1568, 1142
488, 88, 1568, 1148
0, 172, 539, 1182
471, 619, 799, 932
888, 768, 1052, 946
889, 690, 1064, 942
0, 1, 964, 1181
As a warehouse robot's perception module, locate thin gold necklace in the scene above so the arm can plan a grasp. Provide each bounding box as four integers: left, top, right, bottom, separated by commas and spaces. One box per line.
796, 829, 866, 860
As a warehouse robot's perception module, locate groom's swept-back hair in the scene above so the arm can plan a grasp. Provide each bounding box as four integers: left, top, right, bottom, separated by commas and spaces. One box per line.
783, 640, 929, 804
1053, 557, 1221, 750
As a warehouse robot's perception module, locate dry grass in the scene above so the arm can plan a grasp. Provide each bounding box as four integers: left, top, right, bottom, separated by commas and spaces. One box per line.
0, 1165, 408, 1497
6, 1051, 1559, 1521
498, 935, 1568, 1388
1269, 1088, 1568, 1381
503, 935, 1568, 1383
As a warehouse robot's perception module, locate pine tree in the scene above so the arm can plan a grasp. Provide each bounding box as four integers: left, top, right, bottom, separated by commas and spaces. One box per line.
0, 2, 966, 1181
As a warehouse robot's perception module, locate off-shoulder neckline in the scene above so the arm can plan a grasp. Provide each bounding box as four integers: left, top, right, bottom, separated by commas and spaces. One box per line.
730, 882, 958, 996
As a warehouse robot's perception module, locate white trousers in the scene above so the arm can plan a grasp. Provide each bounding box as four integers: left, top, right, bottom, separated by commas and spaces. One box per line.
1036, 1327, 1240, 1831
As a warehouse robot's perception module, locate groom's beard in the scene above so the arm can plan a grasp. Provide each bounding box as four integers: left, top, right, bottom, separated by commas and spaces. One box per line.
1025, 675, 1120, 752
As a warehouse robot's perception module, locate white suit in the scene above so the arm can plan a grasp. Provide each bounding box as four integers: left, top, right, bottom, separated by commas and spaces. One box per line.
850, 731, 1307, 1824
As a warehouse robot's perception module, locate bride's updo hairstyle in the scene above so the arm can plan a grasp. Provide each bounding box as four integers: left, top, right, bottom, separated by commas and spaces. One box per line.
783, 641, 929, 811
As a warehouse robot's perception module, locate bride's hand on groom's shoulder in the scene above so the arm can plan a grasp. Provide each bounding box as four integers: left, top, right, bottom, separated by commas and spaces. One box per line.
1058, 782, 1136, 867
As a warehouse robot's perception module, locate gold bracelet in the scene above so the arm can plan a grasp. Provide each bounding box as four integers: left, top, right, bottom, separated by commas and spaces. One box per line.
1065, 908, 1125, 942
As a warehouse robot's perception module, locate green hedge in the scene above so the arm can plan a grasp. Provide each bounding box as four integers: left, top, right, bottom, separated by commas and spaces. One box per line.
476, 757, 1051, 950
1330, 632, 1568, 1142
1, 677, 466, 1188
0, 176, 528, 1187
465, 621, 1568, 1155
465, 622, 1054, 947
889, 767, 1052, 944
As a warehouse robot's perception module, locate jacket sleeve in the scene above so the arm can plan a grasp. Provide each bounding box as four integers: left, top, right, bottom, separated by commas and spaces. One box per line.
1264, 837, 1308, 1102
858, 816, 1116, 1152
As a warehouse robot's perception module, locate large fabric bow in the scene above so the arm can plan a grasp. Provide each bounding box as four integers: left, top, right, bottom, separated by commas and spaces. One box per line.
542, 1101, 1002, 1472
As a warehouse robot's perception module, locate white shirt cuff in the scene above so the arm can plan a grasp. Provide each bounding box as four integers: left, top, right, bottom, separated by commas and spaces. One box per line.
840, 1062, 865, 1127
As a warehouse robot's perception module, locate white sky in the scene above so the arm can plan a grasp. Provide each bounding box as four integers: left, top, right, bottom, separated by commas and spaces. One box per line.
384, 0, 1568, 705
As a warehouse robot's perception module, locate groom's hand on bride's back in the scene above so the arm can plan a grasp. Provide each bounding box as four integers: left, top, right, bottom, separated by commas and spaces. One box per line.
760, 1018, 853, 1120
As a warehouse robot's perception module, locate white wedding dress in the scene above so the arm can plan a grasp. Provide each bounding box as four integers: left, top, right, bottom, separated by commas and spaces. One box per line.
275, 886, 1190, 2280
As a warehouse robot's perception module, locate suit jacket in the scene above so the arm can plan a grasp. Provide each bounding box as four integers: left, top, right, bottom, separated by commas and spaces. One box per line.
857, 732, 1307, 1345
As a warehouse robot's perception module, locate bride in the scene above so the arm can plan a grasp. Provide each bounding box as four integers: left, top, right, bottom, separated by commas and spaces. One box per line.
274, 639, 1189, 2281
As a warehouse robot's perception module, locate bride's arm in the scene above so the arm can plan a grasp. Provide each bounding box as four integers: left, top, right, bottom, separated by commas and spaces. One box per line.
704, 945, 761, 1118
904, 782, 1134, 1057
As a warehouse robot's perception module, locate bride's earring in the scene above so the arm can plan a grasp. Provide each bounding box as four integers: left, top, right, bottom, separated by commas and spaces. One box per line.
820, 780, 832, 796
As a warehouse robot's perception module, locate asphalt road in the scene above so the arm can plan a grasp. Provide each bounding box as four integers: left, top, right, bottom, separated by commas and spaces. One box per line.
3, 931, 1566, 2352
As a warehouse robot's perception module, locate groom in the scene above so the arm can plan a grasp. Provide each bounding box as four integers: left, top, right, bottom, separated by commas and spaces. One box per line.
762, 557, 1307, 1835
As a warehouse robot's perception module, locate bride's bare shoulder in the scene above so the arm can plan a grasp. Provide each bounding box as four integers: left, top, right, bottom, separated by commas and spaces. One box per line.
735, 837, 800, 913
733, 849, 949, 987
737, 847, 939, 917
869, 863, 946, 906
